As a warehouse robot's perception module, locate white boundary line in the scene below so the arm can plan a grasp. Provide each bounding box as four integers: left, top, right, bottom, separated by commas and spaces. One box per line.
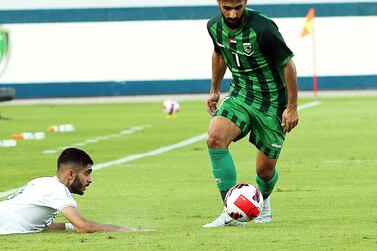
93, 133, 207, 171
0, 101, 321, 198
298, 100, 321, 111
43, 125, 150, 154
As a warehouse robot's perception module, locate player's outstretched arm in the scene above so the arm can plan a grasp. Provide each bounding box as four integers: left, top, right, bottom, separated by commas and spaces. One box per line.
61, 206, 138, 233
206, 50, 227, 115
43, 223, 66, 231
281, 60, 299, 133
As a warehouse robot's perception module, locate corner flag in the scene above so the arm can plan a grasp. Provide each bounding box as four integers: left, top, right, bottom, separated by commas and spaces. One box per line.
301, 8, 318, 96
301, 8, 315, 37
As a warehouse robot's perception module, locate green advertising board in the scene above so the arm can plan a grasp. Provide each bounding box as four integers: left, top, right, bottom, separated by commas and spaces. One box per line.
0, 28, 9, 73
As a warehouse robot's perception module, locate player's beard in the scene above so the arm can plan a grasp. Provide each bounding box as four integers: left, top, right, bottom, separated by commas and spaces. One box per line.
223, 14, 243, 30
70, 176, 86, 195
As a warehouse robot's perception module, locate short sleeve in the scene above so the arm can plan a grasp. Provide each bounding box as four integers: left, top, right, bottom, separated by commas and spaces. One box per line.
259, 20, 294, 66
207, 21, 221, 54
44, 185, 77, 212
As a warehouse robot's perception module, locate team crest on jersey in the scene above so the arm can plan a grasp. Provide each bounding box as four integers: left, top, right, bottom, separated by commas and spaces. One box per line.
242, 42, 253, 56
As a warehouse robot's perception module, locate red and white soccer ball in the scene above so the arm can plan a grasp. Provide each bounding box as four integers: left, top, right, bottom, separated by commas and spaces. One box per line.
162, 100, 180, 115
224, 184, 264, 222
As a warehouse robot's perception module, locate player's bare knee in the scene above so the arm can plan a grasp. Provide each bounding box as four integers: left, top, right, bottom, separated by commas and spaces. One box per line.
257, 169, 274, 180
207, 134, 227, 148
256, 164, 275, 180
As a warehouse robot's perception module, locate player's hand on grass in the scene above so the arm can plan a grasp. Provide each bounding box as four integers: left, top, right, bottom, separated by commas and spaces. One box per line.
281, 105, 298, 133
206, 92, 220, 116
120, 227, 155, 232
118, 227, 145, 232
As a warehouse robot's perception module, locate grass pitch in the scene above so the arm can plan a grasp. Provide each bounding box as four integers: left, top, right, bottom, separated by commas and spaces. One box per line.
0, 96, 377, 250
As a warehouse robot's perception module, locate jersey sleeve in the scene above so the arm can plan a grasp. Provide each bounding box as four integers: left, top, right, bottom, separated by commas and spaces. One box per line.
259, 20, 294, 66
44, 186, 77, 213
207, 21, 221, 54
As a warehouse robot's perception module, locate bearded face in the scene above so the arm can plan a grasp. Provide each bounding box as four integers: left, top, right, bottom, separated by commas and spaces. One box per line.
69, 165, 92, 195
69, 175, 86, 195
223, 14, 243, 29
218, 0, 247, 29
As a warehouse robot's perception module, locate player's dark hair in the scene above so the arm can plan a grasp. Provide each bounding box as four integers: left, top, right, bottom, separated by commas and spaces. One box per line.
57, 148, 93, 170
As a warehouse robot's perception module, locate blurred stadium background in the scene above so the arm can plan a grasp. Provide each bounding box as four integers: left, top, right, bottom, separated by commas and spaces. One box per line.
0, 0, 376, 98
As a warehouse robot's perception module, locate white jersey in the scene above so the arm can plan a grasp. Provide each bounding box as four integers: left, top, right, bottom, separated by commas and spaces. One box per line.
0, 176, 77, 235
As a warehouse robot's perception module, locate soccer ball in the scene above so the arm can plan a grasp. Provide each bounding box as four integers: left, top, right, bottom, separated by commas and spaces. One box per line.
224, 184, 263, 222
162, 100, 180, 115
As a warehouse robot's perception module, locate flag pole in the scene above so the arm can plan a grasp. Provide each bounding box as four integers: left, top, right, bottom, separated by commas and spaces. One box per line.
301, 8, 317, 97
312, 21, 318, 97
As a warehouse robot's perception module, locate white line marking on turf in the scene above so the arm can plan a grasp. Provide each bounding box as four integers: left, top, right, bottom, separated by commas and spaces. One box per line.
1, 101, 320, 198
297, 100, 321, 111
93, 133, 208, 171
43, 125, 151, 154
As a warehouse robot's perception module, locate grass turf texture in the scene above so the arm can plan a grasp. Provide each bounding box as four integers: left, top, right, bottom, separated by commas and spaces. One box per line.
0, 97, 376, 250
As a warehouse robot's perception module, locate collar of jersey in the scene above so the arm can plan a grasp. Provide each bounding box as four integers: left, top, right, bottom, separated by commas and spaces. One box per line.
53, 175, 63, 184
221, 9, 248, 36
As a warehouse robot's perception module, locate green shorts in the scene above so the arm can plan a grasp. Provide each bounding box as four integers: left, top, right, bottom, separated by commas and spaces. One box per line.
213, 96, 285, 159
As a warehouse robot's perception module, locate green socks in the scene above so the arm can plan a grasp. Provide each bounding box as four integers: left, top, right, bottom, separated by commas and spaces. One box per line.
208, 148, 237, 200
208, 148, 279, 201
256, 169, 279, 199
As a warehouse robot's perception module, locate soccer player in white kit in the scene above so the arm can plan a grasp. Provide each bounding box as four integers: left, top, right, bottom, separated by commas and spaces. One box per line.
0, 148, 135, 235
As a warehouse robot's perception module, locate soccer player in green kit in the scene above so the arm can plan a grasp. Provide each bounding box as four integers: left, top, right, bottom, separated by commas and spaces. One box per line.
204, 0, 299, 227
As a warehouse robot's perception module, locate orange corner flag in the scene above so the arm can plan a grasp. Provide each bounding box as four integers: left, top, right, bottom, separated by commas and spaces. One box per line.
301, 8, 315, 37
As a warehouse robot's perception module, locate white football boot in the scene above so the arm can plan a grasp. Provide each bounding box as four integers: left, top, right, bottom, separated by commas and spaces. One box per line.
203, 211, 247, 228
254, 196, 272, 223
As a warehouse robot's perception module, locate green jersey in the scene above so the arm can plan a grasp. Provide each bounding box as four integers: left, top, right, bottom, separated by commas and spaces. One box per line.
207, 8, 294, 116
